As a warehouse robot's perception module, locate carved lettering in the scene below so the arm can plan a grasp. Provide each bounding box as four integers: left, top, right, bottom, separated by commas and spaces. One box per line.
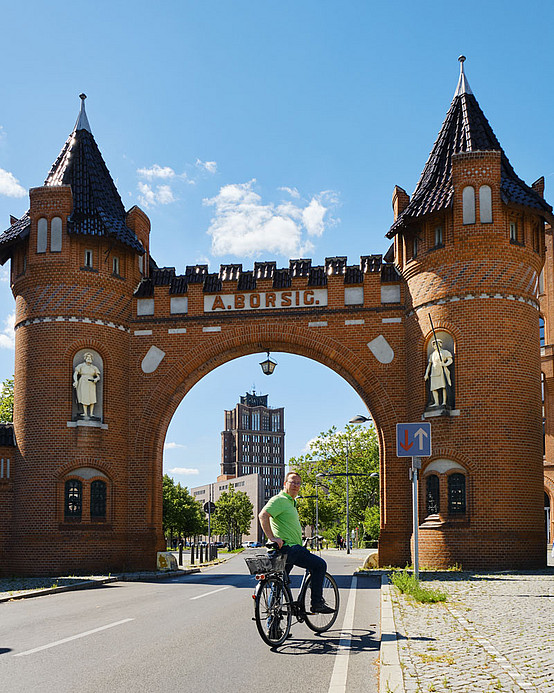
212, 295, 225, 310
203, 289, 327, 312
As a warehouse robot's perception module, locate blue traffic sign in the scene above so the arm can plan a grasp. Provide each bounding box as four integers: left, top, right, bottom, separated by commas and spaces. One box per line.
396, 422, 432, 457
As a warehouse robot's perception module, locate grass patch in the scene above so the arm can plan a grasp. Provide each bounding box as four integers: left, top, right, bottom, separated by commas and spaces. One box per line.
390, 569, 447, 603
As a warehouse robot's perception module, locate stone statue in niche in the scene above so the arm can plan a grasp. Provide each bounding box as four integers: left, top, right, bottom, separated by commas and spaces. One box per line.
73, 352, 101, 418
424, 337, 454, 409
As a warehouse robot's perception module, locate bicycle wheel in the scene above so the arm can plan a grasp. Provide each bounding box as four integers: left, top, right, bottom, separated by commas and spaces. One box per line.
302, 572, 340, 632
254, 576, 293, 647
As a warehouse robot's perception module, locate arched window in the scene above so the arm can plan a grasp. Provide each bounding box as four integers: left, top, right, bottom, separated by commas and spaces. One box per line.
37, 218, 48, 253
462, 187, 475, 225
51, 217, 62, 252
90, 480, 107, 519
65, 479, 82, 519
434, 226, 443, 247
448, 473, 466, 514
426, 474, 440, 515
479, 185, 492, 223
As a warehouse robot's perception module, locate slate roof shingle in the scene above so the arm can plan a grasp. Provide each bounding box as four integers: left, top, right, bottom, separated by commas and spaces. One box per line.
388, 63, 553, 237
0, 98, 144, 262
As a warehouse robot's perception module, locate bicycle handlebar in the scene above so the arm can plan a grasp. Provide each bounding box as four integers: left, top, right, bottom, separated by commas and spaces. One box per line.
265, 537, 312, 551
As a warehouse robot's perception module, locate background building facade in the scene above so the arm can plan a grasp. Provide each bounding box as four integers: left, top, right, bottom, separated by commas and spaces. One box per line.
220, 391, 285, 503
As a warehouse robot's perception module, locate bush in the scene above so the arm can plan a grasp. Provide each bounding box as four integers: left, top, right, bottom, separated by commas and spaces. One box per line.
390, 569, 447, 603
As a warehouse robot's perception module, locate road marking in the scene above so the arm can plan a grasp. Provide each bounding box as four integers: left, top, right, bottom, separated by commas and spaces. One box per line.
328, 575, 357, 693
190, 585, 231, 600
14, 619, 134, 657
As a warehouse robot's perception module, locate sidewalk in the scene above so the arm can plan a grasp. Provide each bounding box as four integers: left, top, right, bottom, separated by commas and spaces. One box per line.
378, 548, 554, 693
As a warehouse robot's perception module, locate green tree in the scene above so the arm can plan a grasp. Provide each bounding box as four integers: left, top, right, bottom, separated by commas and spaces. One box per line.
162, 474, 206, 544
0, 377, 14, 423
289, 425, 380, 544
212, 484, 254, 549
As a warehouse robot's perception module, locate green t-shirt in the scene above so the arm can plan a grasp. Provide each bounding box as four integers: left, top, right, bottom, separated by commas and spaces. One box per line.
263, 490, 303, 547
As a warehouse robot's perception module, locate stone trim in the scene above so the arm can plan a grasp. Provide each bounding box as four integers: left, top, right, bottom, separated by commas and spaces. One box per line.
15, 316, 129, 333
408, 292, 540, 317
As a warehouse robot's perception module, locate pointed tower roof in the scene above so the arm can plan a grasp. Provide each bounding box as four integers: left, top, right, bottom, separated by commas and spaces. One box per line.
44, 94, 143, 251
388, 57, 552, 237
0, 95, 144, 263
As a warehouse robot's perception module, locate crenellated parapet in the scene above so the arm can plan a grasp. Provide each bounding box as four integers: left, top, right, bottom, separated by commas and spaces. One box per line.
132, 255, 402, 318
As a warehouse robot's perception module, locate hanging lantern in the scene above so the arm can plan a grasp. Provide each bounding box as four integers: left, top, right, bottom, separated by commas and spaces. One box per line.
259, 351, 277, 376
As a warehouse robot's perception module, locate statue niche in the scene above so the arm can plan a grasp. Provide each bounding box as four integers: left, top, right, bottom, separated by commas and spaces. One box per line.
424, 331, 455, 411
72, 350, 103, 421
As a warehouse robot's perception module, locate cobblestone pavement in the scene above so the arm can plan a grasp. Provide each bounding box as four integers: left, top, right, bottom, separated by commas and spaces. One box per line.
391, 569, 554, 693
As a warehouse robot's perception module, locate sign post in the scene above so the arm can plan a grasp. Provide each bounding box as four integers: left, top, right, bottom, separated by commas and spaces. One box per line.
396, 423, 432, 580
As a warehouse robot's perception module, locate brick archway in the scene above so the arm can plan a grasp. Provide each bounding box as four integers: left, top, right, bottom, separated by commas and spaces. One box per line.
130, 323, 411, 566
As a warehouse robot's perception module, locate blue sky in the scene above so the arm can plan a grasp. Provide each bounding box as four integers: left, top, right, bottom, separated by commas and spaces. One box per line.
1, 1, 553, 487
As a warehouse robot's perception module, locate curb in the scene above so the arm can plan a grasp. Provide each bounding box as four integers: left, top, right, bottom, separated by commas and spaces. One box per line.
379, 573, 405, 693
0, 567, 202, 603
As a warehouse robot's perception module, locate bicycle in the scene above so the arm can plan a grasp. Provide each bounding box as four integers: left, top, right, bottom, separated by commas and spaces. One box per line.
245, 542, 340, 647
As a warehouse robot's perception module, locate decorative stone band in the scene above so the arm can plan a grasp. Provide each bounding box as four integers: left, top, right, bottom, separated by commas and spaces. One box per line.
14, 315, 130, 332
407, 292, 540, 317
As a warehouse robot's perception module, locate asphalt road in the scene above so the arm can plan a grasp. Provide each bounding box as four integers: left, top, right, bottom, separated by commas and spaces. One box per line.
0, 551, 380, 693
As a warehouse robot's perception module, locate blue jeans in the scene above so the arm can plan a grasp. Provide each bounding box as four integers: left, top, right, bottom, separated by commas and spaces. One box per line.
282, 544, 327, 607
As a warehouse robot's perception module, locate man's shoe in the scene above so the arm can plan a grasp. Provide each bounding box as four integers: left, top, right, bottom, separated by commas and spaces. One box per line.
311, 601, 334, 614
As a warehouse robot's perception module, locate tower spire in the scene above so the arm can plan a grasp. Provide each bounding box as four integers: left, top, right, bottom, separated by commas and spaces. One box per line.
454, 55, 473, 97
74, 93, 92, 133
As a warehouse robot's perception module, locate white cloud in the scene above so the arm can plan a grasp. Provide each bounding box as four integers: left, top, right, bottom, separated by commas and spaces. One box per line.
0, 312, 15, 349
137, 182, 176, 208
168, 467, 200, 476
196, 159, 217, 174
279, 186, 300, 199
0, 169, 26, 198
137, 164, 176, 179
164, 442, 186, 450
204, 180, 338, 257
0, 267, 9, 282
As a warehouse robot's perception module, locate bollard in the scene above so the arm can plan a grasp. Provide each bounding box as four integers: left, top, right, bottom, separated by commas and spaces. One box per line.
190, 545, 195, 565
199, 544, 204, 563
178, 544, 183, 566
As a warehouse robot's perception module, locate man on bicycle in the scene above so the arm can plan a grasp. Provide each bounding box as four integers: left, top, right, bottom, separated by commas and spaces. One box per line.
258, 470, 334, 614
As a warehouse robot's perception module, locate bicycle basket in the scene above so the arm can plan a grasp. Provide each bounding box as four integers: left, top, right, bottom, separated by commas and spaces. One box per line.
244, 552, 287, 575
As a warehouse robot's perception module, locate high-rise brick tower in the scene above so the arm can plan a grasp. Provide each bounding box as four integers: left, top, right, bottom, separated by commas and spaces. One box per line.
220, 391, 285, 502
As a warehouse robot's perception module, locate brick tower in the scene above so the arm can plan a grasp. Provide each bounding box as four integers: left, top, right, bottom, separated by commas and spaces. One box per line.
0, 96, 159, 575
388, 57, 553, 568
220, 390, 285, 502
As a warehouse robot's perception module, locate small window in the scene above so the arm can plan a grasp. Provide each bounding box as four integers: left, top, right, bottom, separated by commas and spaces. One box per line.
462, 186, 476, 225
426, 474, 440, 515
540, 316, 545, 348
90, 480, 107, 519
479, 185, 492, 223
434, 226, 443, 247
509, 221, 518, 242
37, 218, 48, 253
84, 249, 93, 268
112, 257, 120, 275
448, 473, 466, 514
412, 236, 418, 258
51, 217, 63, 251
138, 255, 144, 274
65, 480, 82, 519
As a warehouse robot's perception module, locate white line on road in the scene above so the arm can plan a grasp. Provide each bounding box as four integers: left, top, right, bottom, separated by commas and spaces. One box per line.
328, 575, 357, 693
190, 585, 231, 600
14, 619, 135, 657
